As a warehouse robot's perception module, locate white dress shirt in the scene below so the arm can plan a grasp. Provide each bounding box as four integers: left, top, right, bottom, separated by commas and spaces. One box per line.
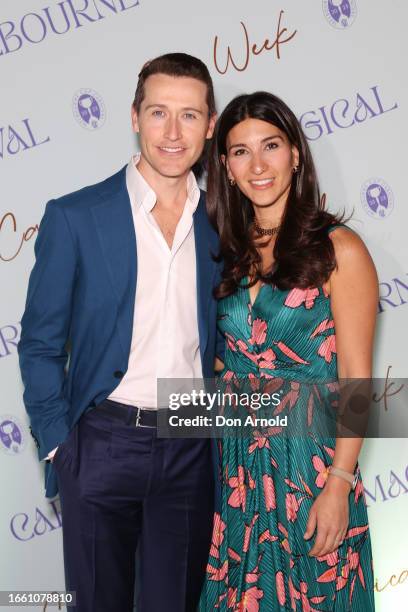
108, 154, 203, 407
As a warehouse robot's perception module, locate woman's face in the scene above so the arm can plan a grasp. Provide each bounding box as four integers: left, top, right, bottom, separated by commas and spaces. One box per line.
224, 117, 299, 212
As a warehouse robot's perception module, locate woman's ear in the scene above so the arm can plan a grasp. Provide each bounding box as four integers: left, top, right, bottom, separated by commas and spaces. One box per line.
223, 156, 234, 182
292, 146, 300, 169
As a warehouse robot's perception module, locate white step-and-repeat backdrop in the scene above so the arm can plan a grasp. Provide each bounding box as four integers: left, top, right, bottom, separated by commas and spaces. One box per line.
1, 1, 406, 610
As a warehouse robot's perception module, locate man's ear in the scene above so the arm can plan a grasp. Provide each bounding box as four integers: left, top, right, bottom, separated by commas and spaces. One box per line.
206, 113, 217, 139
131, 105, 140, 133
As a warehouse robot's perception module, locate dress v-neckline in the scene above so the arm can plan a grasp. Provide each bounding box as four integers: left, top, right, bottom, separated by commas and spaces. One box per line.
246, 277, 265, 307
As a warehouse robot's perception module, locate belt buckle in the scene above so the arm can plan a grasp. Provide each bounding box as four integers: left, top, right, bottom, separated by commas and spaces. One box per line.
135, 406, 155, 428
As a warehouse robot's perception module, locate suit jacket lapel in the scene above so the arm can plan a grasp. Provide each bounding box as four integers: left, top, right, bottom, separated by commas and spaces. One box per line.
91, 167, 137, 358
194, 192, 217, 359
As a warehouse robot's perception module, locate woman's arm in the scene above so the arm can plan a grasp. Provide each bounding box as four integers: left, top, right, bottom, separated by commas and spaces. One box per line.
306, 227, 378, 556
214, 357, 225, 372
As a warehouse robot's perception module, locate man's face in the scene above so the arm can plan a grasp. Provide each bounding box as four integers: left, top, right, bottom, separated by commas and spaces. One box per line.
132, 73, 216, 182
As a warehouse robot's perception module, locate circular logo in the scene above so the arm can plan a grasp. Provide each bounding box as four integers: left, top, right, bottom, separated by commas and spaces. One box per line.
0, 415, 26, 455
72, 88, 106, 130
360, 178, 394, 220
322, 0, 357, 29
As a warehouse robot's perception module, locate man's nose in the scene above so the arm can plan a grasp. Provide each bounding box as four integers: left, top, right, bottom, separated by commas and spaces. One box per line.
164, 116, 182, 140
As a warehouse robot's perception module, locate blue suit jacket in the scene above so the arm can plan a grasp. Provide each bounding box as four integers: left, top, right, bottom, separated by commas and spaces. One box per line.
18, 166, 223, 498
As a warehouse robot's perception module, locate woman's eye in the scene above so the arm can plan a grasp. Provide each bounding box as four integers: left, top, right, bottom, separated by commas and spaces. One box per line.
233, 148, 247, 156
265, 142, 278, 150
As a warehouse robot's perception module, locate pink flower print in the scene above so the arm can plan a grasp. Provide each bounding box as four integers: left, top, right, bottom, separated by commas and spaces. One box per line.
345, 524, 369, 539
277, 523, 292, 554
209, 512, 226, 559
207, 559, 228, 582
263, 377, 284, 395
257, 348, 277, 369
317, 550, 339, 567
243, 514, 259, 552
225, 332, 237, 352
335, 546, 362, 591
235, 340, 262, 367
347, 547, 360, 571
278, 522, 288, 538
245, 558, 262, 584
285, 287, 320, 309
274, 341, 309, 365
228, 587, 237, 608
323, 444, 335, 459
235, 586, 264, 612
310, 317, 335, 339
335, 546, 364, 592
248, 469, 256, 490
274, 382, 300, 415
248, 436, 270, 454
258, 529, 278, 544
318, 565, 338, 584
228, 547, 241, 562
214, 591, 227, 608
223, 370, 235, 382
262, 474, 276, 511
281, 537, 291, 554
289, 577, 300, 611
317, 335, 336, 363
354, 477, 364, 504
285, 492, 300, 523
249, 318, 267, 345
248, 373, 260, 391
228, 465, 247, 511
312, 456, 330, 488
237, 339, 250, 353
275, 571, 286, 606
222, 370, 236, 396
299, 582, 327, 612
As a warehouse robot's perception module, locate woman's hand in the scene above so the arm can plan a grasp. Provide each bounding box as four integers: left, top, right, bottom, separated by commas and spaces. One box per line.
304, 477, 350, 557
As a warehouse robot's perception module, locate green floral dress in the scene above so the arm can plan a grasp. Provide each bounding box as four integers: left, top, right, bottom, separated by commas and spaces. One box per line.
199, 275, 375, 611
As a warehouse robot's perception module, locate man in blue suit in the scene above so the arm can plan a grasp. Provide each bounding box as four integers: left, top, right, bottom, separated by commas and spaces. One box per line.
18, 53, 222, 612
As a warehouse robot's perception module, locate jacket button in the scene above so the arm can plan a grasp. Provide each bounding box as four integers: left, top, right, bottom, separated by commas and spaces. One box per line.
114, 370, 124, 379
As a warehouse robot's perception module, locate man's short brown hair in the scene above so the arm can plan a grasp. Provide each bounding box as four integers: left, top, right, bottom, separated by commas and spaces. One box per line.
133, 52, 216, 116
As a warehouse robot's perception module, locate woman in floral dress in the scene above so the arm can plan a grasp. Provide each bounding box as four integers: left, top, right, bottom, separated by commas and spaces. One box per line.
199, 92, 377, 611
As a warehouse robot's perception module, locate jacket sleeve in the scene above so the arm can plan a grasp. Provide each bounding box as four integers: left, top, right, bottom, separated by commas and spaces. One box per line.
18, 200, 77, 460
214, 260, 225, 362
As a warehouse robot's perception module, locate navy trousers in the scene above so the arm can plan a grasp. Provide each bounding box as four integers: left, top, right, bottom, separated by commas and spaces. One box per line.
54, 405, 214, 612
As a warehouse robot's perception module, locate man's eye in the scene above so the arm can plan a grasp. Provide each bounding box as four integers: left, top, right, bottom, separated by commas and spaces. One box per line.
184, 113, 197, 120
152, 110, 165, 117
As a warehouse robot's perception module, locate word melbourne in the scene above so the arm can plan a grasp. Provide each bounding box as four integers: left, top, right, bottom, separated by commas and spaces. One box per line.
0, 0, 140, 57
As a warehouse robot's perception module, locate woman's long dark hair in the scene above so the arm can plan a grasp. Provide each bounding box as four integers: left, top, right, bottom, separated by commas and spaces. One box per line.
207, 91, 345, 298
